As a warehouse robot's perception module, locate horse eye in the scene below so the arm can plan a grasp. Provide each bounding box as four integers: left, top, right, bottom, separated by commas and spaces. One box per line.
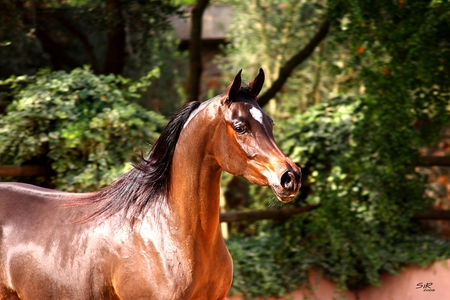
233, 123, 247, 134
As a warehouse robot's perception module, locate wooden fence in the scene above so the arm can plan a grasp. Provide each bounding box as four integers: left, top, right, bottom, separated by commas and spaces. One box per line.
0, 165, 54, 177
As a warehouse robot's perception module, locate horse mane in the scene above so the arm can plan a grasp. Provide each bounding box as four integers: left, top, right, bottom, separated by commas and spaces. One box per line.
78, 101, 202, 226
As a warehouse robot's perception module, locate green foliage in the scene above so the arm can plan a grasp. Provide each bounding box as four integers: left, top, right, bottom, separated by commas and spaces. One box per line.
129, 32, 188, 115
218, 0, 324, 76
227, 222, 309, 299
281, 99, 435, 290
173, 0, 197, 4
216, 0, 357, 111
224, 0, 450, 297
229, 99, 450, 298
0, 0, 181, 79
0, 67, 166, 191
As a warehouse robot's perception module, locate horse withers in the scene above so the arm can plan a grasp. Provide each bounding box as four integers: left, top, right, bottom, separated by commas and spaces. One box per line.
0, 69, 301, 300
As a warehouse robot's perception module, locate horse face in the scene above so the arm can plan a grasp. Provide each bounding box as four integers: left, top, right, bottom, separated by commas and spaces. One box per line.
216, 70, 301, 203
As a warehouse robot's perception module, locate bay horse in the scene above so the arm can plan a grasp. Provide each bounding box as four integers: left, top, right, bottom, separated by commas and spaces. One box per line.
0, 69, 301, 300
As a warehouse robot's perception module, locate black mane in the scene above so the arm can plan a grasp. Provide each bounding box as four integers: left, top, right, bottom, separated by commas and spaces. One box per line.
82, 101, 201, 225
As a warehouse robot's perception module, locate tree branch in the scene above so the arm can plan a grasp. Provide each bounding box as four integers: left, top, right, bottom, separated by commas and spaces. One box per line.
258, 20, 331, 107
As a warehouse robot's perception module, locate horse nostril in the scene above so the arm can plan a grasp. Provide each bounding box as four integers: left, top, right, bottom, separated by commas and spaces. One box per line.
281, 171, 295, 190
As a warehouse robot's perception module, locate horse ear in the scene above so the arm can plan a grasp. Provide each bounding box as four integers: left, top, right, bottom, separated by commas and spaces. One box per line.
248, 68, 265, 98
222, 69, 242, 104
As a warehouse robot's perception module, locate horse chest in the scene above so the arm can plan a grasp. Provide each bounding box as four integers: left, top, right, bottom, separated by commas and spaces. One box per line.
113, 233, 233, 300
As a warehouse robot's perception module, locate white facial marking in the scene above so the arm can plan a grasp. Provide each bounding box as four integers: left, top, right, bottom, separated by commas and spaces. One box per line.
250, 106, 264, 124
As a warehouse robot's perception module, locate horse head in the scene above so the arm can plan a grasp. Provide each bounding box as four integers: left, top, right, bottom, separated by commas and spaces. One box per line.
213, 69, 301, 203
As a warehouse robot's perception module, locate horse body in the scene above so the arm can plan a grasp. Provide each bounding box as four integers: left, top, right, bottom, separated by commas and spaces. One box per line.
0, 184, 229, 299
0, 69, 300, 299
0, 184, 118, 299
0, 141, 230, 300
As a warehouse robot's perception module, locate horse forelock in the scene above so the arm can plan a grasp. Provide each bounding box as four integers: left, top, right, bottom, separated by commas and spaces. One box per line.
235, 86, 256, 100
79, 101, 202, 226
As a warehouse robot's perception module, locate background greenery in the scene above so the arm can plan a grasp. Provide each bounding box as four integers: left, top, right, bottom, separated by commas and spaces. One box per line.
0, 67, 166, 191
219, 0, 450, 297
227, 98, 450, 298
1, 0, 450, 299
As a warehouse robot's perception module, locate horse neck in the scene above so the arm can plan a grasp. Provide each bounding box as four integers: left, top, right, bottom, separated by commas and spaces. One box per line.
167, 105, 223, 243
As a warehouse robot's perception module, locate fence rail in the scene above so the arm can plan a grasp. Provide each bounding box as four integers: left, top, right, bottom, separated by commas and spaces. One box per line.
0, 165, 54, 177
419, 156, 450, 166
220, 205, 321, 223
219, 207, 450, 223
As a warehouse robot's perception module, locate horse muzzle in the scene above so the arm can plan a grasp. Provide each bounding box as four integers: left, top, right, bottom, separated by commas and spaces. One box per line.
271, 165, 302, 203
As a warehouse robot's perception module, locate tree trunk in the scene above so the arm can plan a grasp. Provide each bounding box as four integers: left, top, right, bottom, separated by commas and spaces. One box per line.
35, 28, 79, 70
102, 0, 125, 75
54, 12, 99, 73
187, 0, 210, 101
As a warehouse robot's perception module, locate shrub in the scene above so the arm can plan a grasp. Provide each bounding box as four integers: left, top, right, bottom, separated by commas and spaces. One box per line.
0, 67, 166, 191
